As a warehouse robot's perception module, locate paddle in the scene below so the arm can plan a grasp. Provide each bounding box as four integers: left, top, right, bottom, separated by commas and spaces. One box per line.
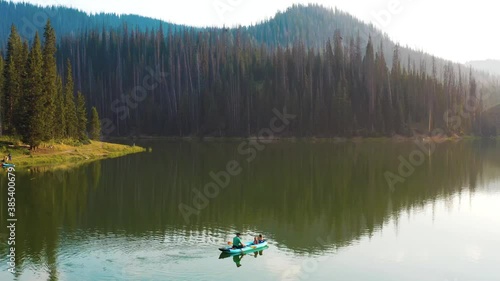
227, 241, 255, 250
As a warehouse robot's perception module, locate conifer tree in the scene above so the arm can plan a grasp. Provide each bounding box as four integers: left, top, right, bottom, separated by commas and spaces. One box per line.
54, 75, 66, 139
363, 36, 376, 132
89, 107, 101, 140
2, 25, 23, 134
390, 45, 402, 133
0, 55, 4, 135
64, 59, 78, 138
0, 18, 484, 139
42, 20, 57, 140
20, 40, 29, 64
76, 91, 88, 141
18, 32, 44, 148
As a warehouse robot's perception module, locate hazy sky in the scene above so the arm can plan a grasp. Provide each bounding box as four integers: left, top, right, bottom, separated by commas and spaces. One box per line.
10, 0, 500, 63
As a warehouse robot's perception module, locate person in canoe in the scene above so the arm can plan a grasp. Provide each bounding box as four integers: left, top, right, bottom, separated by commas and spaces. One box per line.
232, 233, 245, 249
253, 234, 265, 245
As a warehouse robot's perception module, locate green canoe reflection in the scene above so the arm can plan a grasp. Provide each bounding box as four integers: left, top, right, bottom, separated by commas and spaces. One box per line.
219, 246, 269, 268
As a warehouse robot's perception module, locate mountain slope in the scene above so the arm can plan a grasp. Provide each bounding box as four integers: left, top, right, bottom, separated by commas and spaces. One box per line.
0, 2, 439, 69
0, 0, 191, 46
1, 1, 499, 137
482, 104, 500, 136
0, 2, 491, 74
3, 1, 499, 90
466, 60, 500, 76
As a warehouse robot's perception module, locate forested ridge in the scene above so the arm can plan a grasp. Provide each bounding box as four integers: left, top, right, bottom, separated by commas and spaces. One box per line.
0, 2, 498, 138
0, 0, 191, 47
0, 22, 101, 147
2, 1, 497, 80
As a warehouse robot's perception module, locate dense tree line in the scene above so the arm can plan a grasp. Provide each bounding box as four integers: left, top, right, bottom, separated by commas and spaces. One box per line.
52, 23, 486, 137
0, 21, 101, 148
2, 2, 497, 87
1, 6, 493, 138
0, 0, 190, 49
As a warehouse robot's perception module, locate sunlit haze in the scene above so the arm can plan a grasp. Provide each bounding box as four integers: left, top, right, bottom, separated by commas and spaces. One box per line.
8, 0, 500, 63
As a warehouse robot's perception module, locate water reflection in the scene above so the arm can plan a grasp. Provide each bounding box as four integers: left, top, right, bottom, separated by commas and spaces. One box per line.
0, 140, 499, 279
0, 161, 103, 280
219, 247, 268, 268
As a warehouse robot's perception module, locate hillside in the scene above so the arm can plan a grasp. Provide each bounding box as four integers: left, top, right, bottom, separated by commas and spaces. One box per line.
466, 60, 500, 76
0, 1, 494, 79
0, 0, 191, 45
482, 104, 500, 136
1, 1, 499, 138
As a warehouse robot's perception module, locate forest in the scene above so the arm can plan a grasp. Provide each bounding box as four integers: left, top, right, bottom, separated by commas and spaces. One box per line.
0, 21, 101, 147
55, 25, 490, 137
0, 3, 497, 139
2, 2, 497, 83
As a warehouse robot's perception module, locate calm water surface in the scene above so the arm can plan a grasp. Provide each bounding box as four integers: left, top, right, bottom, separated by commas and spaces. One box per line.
1, 140, 500, 281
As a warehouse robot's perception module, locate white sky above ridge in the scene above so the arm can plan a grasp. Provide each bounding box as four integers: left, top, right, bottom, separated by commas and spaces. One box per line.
8, 0, 500, 63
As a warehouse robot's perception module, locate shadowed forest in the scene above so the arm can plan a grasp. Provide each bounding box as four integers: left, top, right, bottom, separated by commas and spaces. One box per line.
1, 3, 499, 138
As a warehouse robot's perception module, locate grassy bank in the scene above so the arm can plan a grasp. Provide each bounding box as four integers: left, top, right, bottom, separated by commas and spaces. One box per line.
0, 137, 146, 168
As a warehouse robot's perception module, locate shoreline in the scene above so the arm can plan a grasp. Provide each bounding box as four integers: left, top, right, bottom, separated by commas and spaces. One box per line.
1, 140, 146, 169
108, 135, 495, 143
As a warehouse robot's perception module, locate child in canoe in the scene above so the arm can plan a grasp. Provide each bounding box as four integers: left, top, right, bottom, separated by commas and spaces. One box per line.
253, 234, 265, 244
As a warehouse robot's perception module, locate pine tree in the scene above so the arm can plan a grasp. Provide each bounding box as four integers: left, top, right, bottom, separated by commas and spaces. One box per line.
390, 45, 402, 134
76, 91, 88, 141
20, 40, 29, 61
18, 32, 44, 148
42, 20, 57, 140
54, 75, 66, 139
64, 59, 78, 138
362, 36, 376, 132
7, 18, 481, 138
0, 55, 4, 135
2, 25, 23, 134
89, 107, 101, 140
469, 69, 479, 135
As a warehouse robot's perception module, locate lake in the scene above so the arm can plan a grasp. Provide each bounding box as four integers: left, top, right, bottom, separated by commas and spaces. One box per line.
1, 140, 500, 281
